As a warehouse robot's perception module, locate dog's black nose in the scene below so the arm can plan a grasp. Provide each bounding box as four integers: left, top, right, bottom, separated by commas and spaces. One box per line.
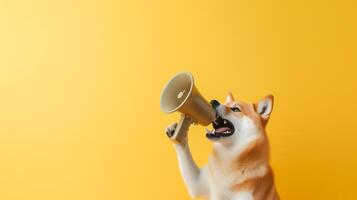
210, 100, 220, 108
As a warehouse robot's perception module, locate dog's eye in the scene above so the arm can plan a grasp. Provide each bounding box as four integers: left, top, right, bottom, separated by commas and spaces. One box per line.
231, 107, 241, 112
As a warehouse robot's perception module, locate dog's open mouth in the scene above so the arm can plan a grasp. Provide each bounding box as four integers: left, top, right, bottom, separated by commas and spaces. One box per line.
206, 115, 235, 139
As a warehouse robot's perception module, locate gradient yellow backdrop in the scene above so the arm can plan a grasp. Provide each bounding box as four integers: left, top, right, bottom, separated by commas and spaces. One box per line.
1, 0, 356, 199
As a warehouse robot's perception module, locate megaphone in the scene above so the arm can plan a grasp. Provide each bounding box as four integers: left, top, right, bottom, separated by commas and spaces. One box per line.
160, 72, 215, 143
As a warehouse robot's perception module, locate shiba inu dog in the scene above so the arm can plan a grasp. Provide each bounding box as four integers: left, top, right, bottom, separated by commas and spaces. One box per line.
166, 93, 279, 200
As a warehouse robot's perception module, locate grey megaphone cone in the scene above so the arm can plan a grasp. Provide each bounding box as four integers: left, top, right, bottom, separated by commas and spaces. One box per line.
160, 72, 215, 127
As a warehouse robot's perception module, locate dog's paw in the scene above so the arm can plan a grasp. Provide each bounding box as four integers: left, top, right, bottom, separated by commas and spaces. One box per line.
165, 123, 177, 138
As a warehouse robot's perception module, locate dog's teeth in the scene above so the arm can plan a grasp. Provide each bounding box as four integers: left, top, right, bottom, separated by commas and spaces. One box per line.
214, 121, 218, 125
205, 128, 210, 133
224, 120, 227, 124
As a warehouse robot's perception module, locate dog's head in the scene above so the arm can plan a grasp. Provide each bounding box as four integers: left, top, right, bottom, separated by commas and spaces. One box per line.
206, 93, 274, 146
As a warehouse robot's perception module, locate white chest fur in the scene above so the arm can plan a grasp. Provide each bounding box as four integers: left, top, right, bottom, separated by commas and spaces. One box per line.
205, 156, 267, 200
234, 191, 255, 200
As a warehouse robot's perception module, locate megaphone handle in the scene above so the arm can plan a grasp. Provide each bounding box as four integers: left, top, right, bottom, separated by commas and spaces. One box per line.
171, 114, 193, 144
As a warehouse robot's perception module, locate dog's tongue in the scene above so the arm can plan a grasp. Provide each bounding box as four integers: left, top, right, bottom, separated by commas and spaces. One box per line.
215, 127, 230, 133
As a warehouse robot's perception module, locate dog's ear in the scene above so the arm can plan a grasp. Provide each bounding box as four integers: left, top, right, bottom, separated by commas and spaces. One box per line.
225, 92, 235, 103
255, 95, 274, 121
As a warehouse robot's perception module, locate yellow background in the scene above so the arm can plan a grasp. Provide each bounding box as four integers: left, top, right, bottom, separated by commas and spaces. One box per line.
0, 0, 356, 199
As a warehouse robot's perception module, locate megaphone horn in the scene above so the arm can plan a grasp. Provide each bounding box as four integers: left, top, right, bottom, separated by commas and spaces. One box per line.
160, 72, 215, 143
